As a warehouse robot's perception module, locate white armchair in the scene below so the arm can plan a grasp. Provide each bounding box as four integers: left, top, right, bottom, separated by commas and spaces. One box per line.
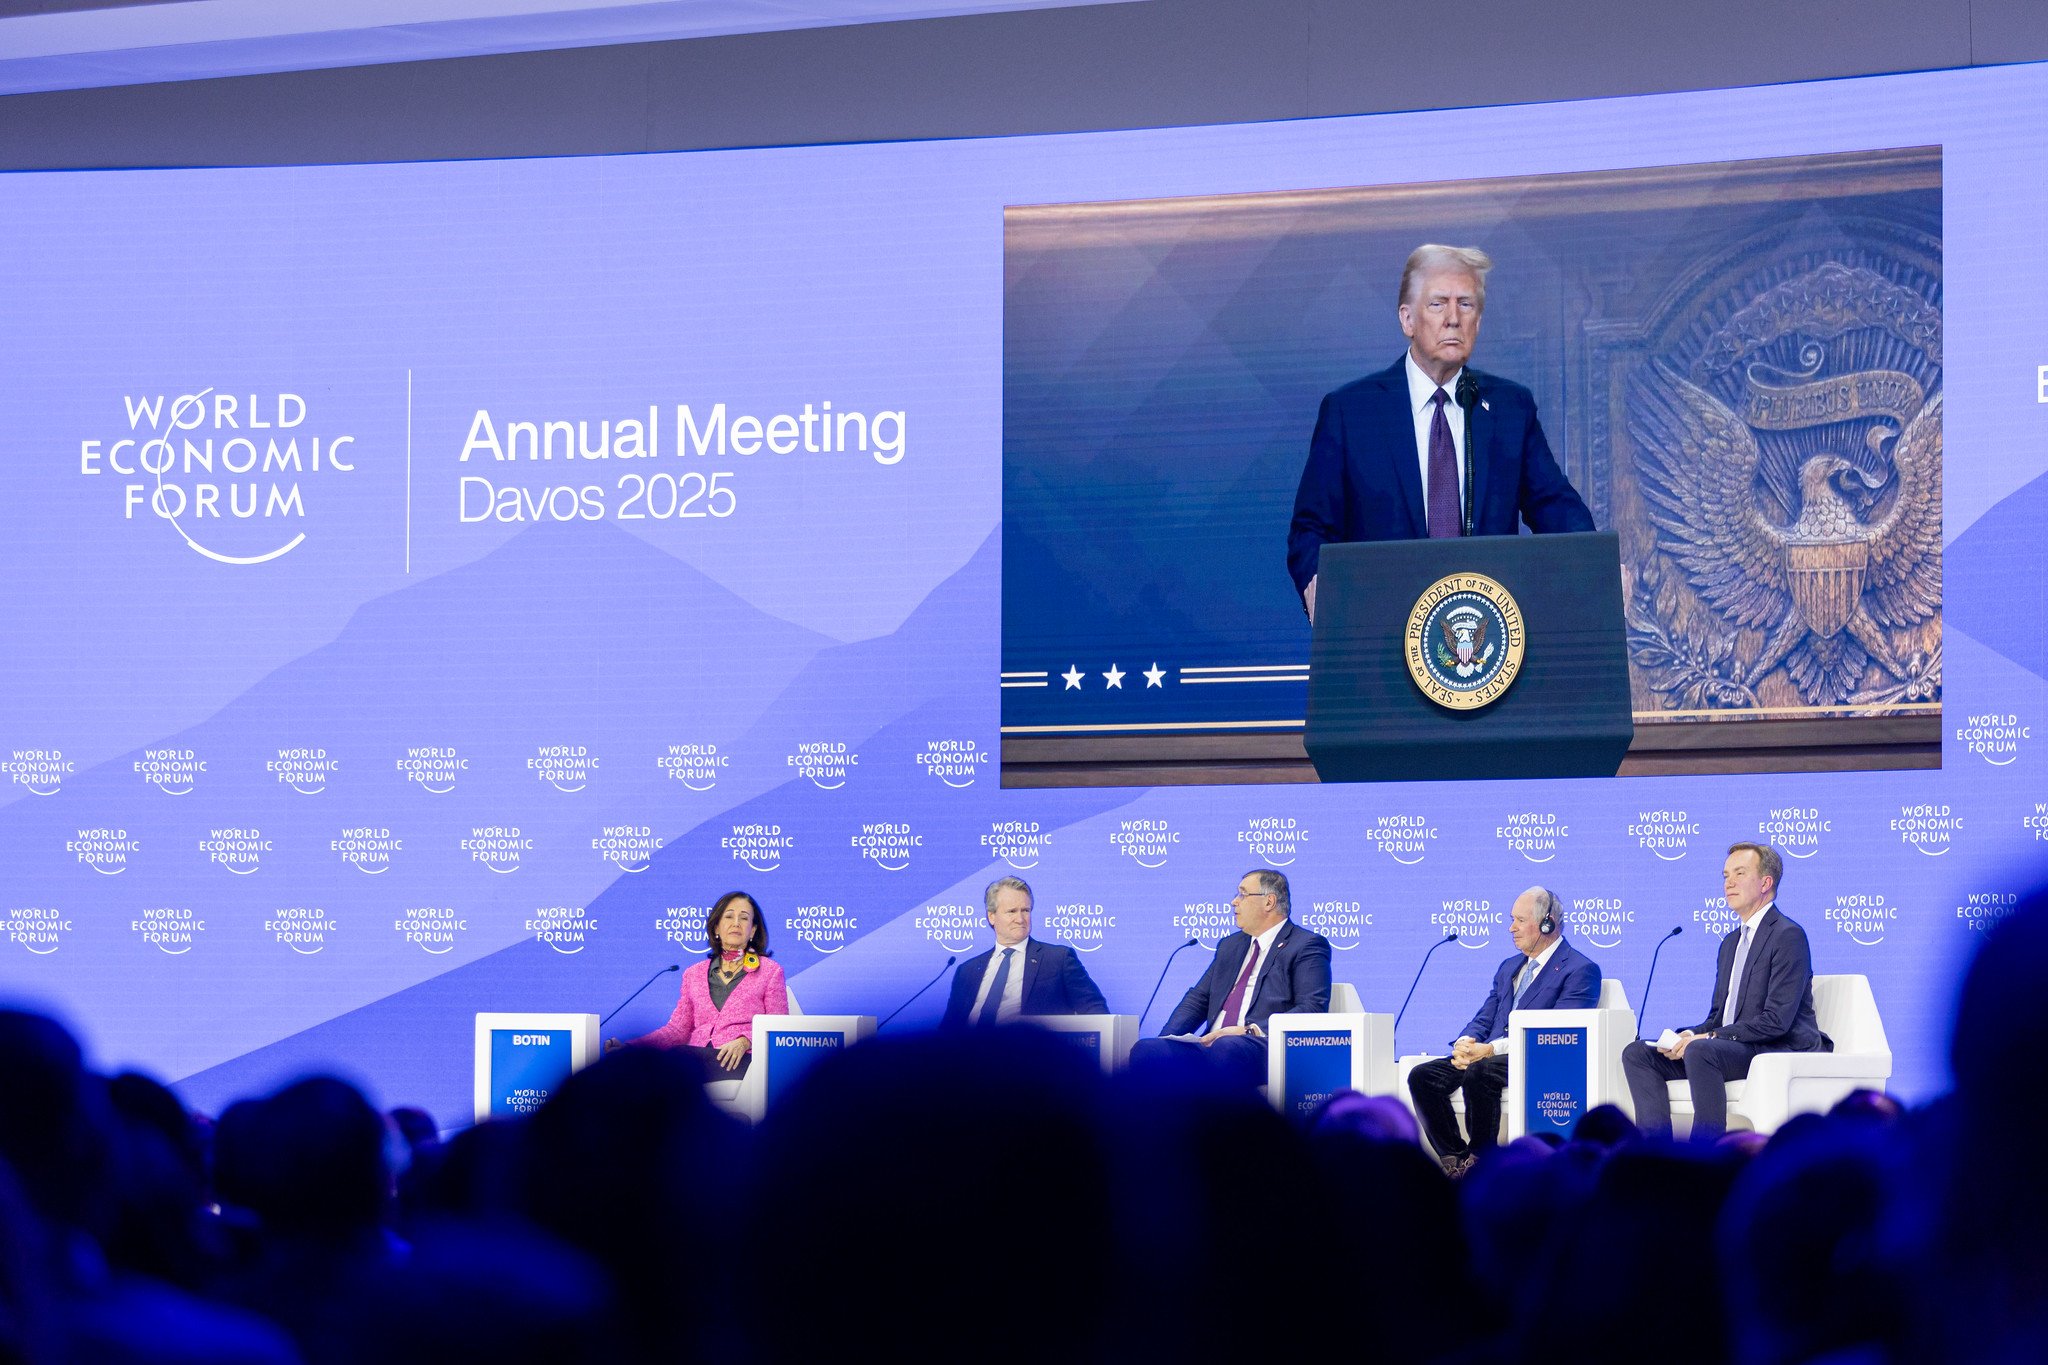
706, 985, 803, 1121
1661, 973, 1890, 1136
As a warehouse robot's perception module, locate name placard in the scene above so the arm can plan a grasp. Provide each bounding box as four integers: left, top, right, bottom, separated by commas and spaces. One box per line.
488, 1027, 572, 1118
764, 1029, 845, 1108
1522, 1027, 1589, 1133
1281, 1028, 1353, 1119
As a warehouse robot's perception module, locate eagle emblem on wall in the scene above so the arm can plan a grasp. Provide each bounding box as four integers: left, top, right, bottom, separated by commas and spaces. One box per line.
1626, 261, 1941, 709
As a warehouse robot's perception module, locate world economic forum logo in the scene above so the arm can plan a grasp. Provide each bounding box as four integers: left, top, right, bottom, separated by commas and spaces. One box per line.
79, 390, 357, 566
1404, 574, 1526, 710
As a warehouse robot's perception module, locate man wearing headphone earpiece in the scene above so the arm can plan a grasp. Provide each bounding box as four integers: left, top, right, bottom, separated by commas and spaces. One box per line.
1407, 885, 1603, 1176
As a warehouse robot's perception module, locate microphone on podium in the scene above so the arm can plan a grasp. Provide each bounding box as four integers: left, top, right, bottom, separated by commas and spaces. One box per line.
601, 964, 680, 1026
1138, 937, 1200, 1031
1635, 926, 1684, 1040
879, 955, 957, 1029
1454, 372, 1481, 534
1392, 932, 1459, 1041
1454, 370, 1481, 411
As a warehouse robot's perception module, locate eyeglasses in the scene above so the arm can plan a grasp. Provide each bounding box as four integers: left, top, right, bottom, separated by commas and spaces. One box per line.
1231, 888, 1275, 903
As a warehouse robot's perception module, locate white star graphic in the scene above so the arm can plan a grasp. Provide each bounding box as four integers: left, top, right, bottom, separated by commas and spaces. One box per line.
1103, 663, 1126, 689
1061, 665, 1084, 690
1143, 663, 1166, 688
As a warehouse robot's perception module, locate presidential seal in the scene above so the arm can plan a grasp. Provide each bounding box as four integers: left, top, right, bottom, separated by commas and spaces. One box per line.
1404, 573, 1526, 710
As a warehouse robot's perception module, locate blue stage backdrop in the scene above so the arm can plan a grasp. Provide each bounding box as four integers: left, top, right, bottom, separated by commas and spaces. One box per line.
4, 64, 2048, 1127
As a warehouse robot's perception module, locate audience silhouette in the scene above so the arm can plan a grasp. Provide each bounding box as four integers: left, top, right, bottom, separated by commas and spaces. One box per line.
3, 886, 2046, 1363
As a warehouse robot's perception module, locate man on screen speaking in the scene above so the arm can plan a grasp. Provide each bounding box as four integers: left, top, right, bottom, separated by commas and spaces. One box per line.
1287, 244, 1594, 620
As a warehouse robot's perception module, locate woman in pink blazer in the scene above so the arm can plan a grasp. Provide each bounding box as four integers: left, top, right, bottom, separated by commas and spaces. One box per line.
627, 891, 787, 1077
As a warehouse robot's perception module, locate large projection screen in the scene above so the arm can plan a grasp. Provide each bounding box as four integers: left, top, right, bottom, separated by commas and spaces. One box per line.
4, 63, 2045, 1124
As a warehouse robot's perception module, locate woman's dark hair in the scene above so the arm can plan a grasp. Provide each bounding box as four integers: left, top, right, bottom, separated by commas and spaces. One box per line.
705, 891, 771, 957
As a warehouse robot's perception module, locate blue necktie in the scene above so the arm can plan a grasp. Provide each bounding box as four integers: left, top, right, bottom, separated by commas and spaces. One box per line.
1494, 958, 1537, 1038
1512, 958, 1539, 1007
1722, 924, 1754, 1028
977, 947, 1015, 1027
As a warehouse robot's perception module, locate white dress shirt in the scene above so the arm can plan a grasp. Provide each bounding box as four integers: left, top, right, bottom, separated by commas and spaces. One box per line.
1719, 905, 1771, 1030
969, 940, 1028, 1024
1404, 350, 1468, 528
1306, 353, 1473, 621
1216, 920, 1288, 1031
1479, 937, 1562, 1059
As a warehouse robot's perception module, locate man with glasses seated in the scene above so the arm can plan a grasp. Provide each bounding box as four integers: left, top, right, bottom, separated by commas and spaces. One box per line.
1129, 869, 1332, 1087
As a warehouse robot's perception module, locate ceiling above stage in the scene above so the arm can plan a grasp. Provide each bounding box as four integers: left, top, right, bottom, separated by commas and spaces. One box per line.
0, 0, 1140, 95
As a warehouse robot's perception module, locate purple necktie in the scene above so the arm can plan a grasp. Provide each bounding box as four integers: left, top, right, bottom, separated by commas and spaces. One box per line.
1217, 940, 1262, 1030
1427, 388, 1463, 538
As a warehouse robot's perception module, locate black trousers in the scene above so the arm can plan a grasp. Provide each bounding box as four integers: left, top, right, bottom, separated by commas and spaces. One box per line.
1407, 1053, 1510, 1158
1129, 1033, 1267, 1087
1621, 1036, 1757, 1139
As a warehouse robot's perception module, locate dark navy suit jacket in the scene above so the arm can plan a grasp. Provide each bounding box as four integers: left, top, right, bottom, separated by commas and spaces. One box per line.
1286, 356, 1595, 595
1687, 905, 1829, 1051
1160, 921, 1332, 1037
1458, 937, 1603, 1045
940, 938, 1109, 1028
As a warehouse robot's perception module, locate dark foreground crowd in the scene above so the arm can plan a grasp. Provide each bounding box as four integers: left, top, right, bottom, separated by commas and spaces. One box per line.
7, 889, 2048, 1365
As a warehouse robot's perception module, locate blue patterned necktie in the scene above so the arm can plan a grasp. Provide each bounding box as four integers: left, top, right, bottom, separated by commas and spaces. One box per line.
977, 947, 1015, 1027
1512, 957, 1539, 1007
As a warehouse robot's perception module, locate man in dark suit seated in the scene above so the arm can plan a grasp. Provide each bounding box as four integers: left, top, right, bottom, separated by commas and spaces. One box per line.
1408, 887, 1602, 1175
1623, 841, 1831, 1141
941, 876, 1108, 1028
1129, 869, 1332, 1087
1287, 243, 1594, 620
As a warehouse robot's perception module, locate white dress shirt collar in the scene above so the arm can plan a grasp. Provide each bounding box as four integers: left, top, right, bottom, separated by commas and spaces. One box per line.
1405, 350, 1466, 415
1519, 936, 1563, 985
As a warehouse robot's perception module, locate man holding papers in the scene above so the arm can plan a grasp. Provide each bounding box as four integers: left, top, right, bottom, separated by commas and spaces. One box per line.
1622, 842, 1830, 1141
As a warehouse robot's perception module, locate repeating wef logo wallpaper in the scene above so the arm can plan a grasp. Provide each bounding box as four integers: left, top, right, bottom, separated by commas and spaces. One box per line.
2, 67, 2043, 1128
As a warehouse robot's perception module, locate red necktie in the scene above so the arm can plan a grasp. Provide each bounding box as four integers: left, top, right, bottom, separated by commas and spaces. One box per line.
1427, 388, 1463, 538
1217, 940, 1262, 1029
